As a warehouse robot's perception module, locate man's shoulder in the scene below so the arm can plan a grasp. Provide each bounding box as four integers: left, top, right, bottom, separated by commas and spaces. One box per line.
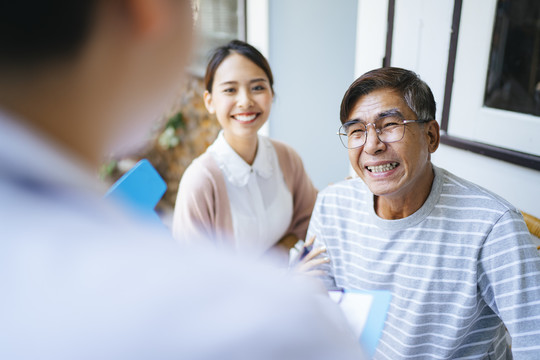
1, 186, 367, 359
317, 178, 370, 205
437, 167, 519, 213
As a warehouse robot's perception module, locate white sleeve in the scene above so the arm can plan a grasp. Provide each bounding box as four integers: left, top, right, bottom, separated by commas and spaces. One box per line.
1, 222, 366, 360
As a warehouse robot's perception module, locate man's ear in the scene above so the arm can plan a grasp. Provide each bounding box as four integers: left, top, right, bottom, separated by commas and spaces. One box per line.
425, 120, 440, 153
203, 90, 215, 114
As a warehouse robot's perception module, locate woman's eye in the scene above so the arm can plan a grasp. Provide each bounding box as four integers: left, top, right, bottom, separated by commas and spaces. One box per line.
252, 85, 265, 91
223, 88, 236, 94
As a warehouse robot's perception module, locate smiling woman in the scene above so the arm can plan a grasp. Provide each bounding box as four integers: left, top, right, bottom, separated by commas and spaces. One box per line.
203, 51, 273, 162
172, 40, 318, 259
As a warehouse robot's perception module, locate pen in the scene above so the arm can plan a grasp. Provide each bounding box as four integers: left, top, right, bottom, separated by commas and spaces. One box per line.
298, 243, 313, 261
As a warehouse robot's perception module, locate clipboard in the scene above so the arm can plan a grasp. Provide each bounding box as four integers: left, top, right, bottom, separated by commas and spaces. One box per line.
104, 159, 166, 224
329, 289, 391, 358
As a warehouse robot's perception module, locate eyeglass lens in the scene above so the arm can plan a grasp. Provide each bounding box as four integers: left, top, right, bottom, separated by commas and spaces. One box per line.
339, 116, 407, 149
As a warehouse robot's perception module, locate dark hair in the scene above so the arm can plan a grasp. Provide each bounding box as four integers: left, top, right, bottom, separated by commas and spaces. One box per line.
340, 67, 436, 124
0, 1, 97, 68
204, 40, 274, 93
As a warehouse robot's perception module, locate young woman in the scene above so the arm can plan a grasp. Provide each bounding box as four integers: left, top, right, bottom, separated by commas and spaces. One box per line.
172, 40, 317, 257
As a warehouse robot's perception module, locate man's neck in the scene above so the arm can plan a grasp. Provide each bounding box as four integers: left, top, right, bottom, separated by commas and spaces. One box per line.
374, 164, 435, 220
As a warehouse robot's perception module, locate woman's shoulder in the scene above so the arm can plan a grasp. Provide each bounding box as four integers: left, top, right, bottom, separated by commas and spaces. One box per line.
180, 152, 223, 190
267, 137, 314, 192
267, 137, 303, 165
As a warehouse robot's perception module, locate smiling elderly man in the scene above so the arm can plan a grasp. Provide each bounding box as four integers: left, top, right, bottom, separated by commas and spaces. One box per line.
309, 67, 540, 359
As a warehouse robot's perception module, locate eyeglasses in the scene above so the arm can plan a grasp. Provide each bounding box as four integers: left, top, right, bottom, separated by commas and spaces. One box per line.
337, 117, 430, 149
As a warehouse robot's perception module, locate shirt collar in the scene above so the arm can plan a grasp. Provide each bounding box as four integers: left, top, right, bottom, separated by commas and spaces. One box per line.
0, 108, 106, 195
209, 131, 274, 187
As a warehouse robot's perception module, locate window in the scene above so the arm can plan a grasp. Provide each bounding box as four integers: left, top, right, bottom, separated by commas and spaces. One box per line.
439, 0, 540, 170
484, 0, 540, 116
191, 0, 246, 75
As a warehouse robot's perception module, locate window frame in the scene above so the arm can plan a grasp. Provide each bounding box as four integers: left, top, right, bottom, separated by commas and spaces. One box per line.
442, 0, 540, 170
385, 0, 540, 171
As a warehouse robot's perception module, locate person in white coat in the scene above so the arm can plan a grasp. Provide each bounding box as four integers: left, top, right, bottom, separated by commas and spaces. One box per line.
0, 1, 366, 359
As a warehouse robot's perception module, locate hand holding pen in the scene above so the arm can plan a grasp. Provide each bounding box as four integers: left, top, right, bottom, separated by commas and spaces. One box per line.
293, 235, 330, 277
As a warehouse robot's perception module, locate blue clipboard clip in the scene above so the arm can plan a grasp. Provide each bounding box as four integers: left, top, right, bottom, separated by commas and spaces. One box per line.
104, 159, 167, 225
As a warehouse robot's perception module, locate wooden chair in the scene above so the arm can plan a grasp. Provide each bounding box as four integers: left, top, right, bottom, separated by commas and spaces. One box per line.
521, 212, 540, 251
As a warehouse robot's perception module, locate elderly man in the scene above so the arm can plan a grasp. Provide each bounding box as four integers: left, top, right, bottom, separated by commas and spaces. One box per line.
309, 67, 540, 359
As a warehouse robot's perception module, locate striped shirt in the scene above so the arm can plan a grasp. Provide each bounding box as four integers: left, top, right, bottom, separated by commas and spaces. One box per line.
308, 165, 540, 359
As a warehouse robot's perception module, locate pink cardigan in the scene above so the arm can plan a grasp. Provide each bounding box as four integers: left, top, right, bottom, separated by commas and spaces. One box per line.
172, 139, 318, 248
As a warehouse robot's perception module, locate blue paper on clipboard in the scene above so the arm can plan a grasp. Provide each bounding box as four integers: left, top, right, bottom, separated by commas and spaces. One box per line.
329, 289, 391, 358
104, 159, 166, 224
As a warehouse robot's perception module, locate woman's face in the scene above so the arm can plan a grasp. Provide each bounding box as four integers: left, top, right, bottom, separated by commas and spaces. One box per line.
204, 53, 273, 140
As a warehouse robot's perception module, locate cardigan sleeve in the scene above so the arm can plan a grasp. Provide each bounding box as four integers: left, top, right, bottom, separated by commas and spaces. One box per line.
172, 155, 232, 245
272, 140, 318, 241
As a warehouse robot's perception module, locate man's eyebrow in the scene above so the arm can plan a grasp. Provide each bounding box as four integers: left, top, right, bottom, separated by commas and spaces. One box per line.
376, 108, 404, 119
347, 108, 404, 124
344, 118, 362, 126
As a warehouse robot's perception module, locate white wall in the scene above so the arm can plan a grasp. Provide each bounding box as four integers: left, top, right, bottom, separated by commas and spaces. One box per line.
267, 0, 358, 189
387, 0, 540, 216
246, 0, 269, 58
355, 0, 388, 77
246, 0, 270, 137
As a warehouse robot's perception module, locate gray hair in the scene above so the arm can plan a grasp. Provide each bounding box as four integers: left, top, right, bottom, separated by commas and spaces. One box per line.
340, 67, 436, 123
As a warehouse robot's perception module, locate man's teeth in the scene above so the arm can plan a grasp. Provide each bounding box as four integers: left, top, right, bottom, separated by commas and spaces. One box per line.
367, 162, 398, 173
234, 114, 257, 122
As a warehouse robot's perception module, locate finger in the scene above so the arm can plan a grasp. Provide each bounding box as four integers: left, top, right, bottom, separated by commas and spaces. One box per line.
304, 235, 316, 247
298, 257, 330, 272
303, 246, 327, 262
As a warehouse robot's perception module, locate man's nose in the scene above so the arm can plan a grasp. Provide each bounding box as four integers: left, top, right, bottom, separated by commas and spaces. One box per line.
363, 125, 386, 154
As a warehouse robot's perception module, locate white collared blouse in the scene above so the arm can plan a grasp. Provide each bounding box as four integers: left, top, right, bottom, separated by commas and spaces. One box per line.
206, 131, 293, 255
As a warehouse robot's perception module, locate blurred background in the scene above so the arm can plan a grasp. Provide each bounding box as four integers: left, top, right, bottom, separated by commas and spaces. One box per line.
102, 0, 540, 220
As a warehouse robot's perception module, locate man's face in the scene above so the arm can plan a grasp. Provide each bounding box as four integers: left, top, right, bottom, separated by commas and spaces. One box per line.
346, 88, 438, 199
